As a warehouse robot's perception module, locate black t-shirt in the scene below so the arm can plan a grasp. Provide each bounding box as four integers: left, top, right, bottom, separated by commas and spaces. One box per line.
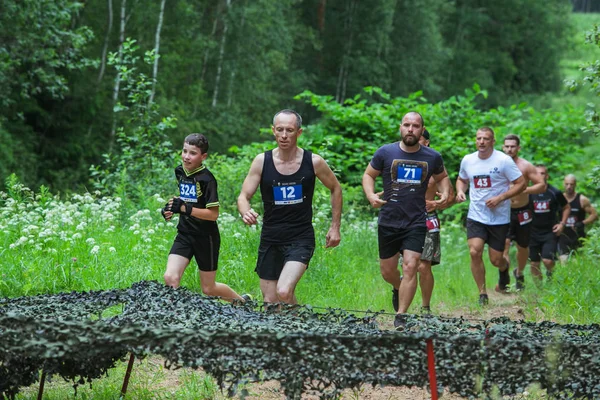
259, 149, 316, 245
529, 184, 568, 231
370, 143, 445, 229
174, 165, 219, 235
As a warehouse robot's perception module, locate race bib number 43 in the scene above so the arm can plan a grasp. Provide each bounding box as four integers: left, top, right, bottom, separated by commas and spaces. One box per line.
396, 164, 423, 184
473, 175, 491, 189
179, 183, 198, 203
273, 184, 303, 205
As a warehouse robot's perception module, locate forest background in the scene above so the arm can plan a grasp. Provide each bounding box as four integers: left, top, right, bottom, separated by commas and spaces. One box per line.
1, 0, 599, 201
2, 2, 600, 397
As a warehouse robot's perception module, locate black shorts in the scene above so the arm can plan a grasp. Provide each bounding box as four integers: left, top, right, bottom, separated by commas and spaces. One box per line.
529, 230, 558, 262
378, 225, 427, 260
507, 205, 533, 248
558, 228, 583, 255
466, 219, 509, 252
255, 242, 314, 280
169, 231, 220, 272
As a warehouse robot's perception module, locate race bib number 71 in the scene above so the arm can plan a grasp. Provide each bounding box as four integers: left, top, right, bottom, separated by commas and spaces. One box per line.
396, 164, 423, 184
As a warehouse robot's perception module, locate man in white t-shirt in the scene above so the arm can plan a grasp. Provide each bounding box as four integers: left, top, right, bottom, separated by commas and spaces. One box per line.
456, 127, 526, 305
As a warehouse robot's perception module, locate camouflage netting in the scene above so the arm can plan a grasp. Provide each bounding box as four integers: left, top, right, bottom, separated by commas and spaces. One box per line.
1, 281, 599, 399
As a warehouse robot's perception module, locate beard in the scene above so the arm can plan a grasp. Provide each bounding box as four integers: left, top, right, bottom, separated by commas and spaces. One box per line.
402, 134, 418, 146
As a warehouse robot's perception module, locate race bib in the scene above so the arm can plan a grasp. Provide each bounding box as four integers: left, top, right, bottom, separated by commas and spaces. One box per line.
396, 164, 423, 184
533, 200, 550, 213
517, 209, 532, 225
566, 216, 577, 227
179, 182, 198, 203
473, 175, 491, 189
273, 184, 303, 205
426, 214, 441, 232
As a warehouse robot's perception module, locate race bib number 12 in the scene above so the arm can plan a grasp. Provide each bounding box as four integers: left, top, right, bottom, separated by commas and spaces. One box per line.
273, 184, 303, 205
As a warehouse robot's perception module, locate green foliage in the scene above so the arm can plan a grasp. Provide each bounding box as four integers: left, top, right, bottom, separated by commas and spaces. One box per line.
89, 39, 178, 211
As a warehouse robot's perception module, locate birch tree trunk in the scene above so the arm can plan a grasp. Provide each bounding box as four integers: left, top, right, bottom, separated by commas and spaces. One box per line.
201, 9, 220, 83
110, 0, 127, 141
227, 2, 246, 108
212, 0, 231, 108
149, 0, 167, 105
335, 0, 356, 103
97, 0, 113, 84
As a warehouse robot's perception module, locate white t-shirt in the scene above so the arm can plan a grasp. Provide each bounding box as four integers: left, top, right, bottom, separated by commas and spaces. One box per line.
458, 149, 522, 225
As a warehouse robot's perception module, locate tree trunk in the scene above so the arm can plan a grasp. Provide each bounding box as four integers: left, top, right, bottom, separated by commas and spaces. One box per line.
110, 0, 127, 142
97, 0, 114, 84
212, 0, 231, 108
149, 0, 167, 105
201, 5, 221, 83
335, 0, 356, 103
227, 1, 247, 108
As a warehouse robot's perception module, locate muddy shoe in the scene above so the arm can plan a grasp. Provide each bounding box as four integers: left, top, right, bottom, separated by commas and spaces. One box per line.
392, 288, 399, 312
394, 314, 408, 331
479, 293, 489, 306
496, 263, 510, 293
513, 269, 525, 290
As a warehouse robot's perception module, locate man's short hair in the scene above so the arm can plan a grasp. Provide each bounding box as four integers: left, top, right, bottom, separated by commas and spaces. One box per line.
185, 133, 209, 153
478, 126, 495, 137
534, 163, 547, 169
422, 129, 430, 140
503, 134, 520, 145
273, 109, 302, 129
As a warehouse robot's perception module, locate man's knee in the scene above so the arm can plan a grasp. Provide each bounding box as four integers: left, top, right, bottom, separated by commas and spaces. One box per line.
164, 273, 180, 288
276, 285, 294, 303
417, 261, 432, 275
469, 246, 484, 259
489, 252, 506, 267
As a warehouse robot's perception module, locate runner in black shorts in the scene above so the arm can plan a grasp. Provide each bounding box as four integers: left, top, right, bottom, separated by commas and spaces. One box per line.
502, 134, 546, 290
558, 174, 598, 263
238, 109, 342, 305
528, 165, 569, 283
363, 112, 452, 326
456, 127, 526, 305
162, 133, 248, 302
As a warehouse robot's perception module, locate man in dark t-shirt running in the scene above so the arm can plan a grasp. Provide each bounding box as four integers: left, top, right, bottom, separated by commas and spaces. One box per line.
237, 109, 342, 305
362, 112, 452, 327
528, 165, 570, 282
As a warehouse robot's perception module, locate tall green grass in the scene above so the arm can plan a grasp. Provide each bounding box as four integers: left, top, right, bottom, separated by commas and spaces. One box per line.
2, 180, 598, 324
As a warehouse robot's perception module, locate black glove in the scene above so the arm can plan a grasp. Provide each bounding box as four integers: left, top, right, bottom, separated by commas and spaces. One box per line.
575, 221, 585, 230
168, 197, 192, 216
161, 202, 170, 220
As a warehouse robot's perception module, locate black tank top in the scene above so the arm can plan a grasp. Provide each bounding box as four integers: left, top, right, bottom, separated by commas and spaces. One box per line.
259, 149, 316, 245
567, 193, 587, 237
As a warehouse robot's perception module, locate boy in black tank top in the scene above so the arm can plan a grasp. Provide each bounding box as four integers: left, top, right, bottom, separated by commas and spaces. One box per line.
237, 110, 342, 305
559, 174, 598, 262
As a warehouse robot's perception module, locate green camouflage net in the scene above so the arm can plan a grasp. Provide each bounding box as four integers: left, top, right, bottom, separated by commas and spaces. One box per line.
1, 281, 599, 399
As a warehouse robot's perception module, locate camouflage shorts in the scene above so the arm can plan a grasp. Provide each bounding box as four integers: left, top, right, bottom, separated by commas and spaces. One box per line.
421, 230, 441, 265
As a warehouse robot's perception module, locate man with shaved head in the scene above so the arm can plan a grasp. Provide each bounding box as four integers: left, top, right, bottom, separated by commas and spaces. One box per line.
363, 112, 452, 328
558, 174, 598, 262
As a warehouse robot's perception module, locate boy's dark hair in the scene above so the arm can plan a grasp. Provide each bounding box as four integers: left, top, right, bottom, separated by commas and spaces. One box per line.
503, 133, 520, 145
185, 133, 209, 153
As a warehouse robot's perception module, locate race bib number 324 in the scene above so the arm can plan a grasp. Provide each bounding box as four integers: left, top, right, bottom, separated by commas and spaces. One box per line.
179, 183, 198, 203
273, 184, 303, 205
